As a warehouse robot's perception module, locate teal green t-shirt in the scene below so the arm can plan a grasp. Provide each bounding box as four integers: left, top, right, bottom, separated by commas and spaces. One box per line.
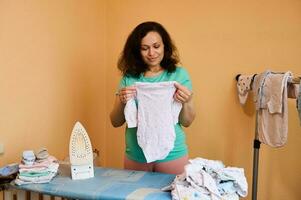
119, 67, 192, 163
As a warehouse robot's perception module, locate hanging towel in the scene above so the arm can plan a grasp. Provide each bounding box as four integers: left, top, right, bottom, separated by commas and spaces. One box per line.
124, 81, 182, 163
253, 71, 292, 147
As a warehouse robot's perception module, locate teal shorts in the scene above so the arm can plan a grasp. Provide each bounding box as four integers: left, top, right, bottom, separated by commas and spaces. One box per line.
125, 124, 188, 163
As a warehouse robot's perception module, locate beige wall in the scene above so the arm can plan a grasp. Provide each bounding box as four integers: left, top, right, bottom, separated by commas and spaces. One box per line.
105, 0, 301, 200
0, 0, 107, 170
0, 1, 301, 200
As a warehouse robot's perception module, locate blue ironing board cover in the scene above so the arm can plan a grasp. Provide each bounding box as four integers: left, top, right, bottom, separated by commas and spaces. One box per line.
11, 164, 175, 200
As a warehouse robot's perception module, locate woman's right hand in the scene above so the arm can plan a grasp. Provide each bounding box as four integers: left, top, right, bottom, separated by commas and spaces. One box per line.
117, 86, 136, 104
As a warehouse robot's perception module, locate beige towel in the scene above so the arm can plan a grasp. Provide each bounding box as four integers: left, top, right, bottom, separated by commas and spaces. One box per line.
253, 71, 292, 147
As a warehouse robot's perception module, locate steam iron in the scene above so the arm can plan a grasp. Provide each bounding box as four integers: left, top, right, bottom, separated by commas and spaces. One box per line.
69, 121, 94, 180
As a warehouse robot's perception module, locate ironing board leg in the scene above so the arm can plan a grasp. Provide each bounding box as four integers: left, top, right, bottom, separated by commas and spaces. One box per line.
252, 139, 261, 200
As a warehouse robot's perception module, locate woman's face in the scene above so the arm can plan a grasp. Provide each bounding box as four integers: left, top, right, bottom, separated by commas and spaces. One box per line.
140, 31, 164, 68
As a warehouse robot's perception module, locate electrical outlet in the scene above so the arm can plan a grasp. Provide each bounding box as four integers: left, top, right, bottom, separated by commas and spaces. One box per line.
0, 143, 4, 154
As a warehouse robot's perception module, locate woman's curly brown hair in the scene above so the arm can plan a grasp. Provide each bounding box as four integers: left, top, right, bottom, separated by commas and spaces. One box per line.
118, 21, 180, 77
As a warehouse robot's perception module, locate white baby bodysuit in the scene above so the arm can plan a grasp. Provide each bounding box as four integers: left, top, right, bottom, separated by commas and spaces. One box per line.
124, 81, 182, 163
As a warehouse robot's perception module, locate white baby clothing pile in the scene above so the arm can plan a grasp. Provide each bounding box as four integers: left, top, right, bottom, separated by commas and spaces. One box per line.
163, 157, 248, 200
124, 81, 182, 163
15, 148, 59, 185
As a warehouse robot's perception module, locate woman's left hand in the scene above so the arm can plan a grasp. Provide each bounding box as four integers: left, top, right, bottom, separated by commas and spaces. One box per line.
174, 82, 193, 104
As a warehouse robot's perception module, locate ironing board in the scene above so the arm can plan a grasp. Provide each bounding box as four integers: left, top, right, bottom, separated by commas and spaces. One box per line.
10, 164, 175, 200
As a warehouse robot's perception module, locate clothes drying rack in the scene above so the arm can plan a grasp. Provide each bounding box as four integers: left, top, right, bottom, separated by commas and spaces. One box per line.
235, 73, 300, 200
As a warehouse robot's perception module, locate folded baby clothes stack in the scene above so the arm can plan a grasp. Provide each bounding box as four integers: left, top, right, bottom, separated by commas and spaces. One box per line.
15, 149, 59, 185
